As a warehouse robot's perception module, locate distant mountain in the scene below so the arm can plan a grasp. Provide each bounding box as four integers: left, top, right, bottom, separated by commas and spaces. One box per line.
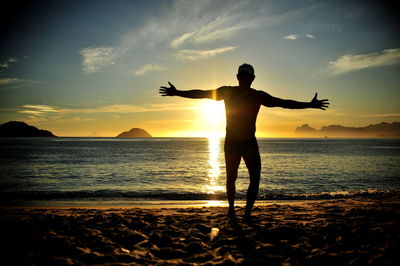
294, 124, 317, 134
0, 121, 57, 137
295, 122, 400, 137
116, 128, 152, 138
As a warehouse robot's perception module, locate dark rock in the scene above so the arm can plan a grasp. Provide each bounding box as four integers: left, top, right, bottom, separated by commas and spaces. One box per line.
0, 121, 56, 137
116, 128, 152, 138
295, 122, 400, 138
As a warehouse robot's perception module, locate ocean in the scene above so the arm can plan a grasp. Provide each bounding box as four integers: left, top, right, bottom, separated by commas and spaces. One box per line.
0, 137, 399, 205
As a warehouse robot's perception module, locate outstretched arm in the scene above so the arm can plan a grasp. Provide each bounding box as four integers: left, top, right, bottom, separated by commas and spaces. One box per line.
159, 82, 222, 100
261, 92, 329, 110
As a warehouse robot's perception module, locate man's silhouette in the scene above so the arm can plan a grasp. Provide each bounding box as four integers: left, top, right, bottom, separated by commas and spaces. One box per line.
159, 64, 329, 220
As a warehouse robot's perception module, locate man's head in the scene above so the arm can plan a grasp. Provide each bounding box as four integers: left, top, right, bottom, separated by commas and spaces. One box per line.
237, 63, 255, 88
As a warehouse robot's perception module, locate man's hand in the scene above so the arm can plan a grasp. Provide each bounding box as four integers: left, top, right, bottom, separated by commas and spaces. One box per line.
310, 93, 329, 110
159, 82, 178, 96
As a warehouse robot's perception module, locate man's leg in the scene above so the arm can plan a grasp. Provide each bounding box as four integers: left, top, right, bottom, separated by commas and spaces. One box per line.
225, 152, 241, 217
243, 146, 261, 218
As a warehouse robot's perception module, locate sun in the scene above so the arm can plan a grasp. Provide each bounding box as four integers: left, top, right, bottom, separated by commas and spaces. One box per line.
201, 100, 226, 136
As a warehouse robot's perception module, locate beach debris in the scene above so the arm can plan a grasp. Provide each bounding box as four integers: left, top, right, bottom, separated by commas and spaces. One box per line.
120, 248, 130, 253
210, 227, 220, 241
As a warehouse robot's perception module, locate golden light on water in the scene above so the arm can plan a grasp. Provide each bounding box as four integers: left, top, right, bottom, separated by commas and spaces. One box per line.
199, 99, 225, 194
204, 135, 224, 194
204, 200, 228, 207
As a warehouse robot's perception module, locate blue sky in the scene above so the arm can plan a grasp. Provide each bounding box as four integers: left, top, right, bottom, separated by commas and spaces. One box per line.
0, 0, 399, 137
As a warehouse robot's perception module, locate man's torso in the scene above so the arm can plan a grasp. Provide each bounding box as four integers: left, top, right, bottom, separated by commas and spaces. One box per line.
220, 86, 261, 141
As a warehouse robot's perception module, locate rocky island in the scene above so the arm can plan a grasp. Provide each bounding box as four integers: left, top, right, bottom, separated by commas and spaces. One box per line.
0, 121, 56, 137
295, 122, 400, 138
116, 128, 152, 138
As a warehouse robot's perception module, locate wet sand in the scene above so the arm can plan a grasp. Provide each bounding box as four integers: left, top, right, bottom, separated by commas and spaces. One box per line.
1, 197, 399, 265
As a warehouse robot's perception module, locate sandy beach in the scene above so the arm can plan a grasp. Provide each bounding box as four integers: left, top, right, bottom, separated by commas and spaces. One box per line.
1, 197, 399, 265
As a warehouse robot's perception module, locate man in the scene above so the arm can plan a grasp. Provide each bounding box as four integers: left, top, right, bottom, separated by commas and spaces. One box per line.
159, 63, 329, 220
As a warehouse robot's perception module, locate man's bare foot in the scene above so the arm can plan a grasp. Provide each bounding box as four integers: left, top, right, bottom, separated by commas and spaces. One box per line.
227, 208, 236, 218
243, 214, 253, 224
243, 209, 253, 223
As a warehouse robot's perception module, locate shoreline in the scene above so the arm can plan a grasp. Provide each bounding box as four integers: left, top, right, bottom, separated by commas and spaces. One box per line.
1, 197, 399, 265
2, 189, 399, 208
0, 199, 329, 209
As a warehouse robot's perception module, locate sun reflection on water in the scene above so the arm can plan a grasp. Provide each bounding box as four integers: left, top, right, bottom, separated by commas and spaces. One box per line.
204, 135, 224, 194
204, 200, 228, 207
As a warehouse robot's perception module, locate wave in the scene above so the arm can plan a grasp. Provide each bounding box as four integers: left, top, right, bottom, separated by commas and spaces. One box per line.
1, 189, 399, 202
257, 189, 400, 200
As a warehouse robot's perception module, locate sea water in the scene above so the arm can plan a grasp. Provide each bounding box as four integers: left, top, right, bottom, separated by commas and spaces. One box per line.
0, 137, 399, 204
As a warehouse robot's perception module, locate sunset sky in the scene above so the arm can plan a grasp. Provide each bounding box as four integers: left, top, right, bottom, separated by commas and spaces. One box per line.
1, 0, 399, 137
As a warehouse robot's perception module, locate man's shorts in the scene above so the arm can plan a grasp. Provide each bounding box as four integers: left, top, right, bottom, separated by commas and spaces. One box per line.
224, 137, 259, 156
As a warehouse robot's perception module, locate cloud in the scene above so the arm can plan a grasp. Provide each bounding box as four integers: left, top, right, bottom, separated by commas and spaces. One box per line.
79, 47, 116, 73
17, 104, 65, 123
0, 57, 19, 78
177, 46, 236, 61
22, 105, 60, 112
370, 113, 400, 118
19, 110, 45, 115
0, 78, 18, 85
0, 57, 18, 68
328, 48, 400, 75
81, 1, 257, 72
76, 103, 200, 113
134, 64, 166, 76
170, 32, 196, 48
169, 2, 317, 48
0, 78, 41, 88
18, 103, 200, 119
18, 104, 63, 116
283, 34, 315, 40
283, 34, 299, 40
170, 13, 265, 48
79, 1, 313, 73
